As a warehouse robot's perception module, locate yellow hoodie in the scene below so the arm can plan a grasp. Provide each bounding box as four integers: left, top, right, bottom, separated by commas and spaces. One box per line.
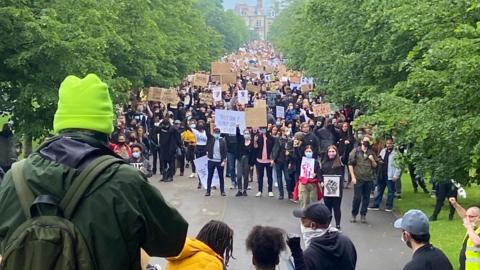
166, 238, 224, 270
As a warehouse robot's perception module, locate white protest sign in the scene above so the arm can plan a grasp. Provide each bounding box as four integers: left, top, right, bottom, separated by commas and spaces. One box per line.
238, 90, 249, 104
300, 157, 315, 178
214, 109, 246, 135
212, 87, 223, 102
194, 156, 219, 189
323, 175, 341, 197
276, 106, 285, 119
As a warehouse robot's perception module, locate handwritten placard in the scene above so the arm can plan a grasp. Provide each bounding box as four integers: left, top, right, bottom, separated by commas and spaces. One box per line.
194, 155, 219, 189
221, 73, 237, 84
238, 90, 249, 105
300, 157, 315, 178
313, 103, 332, 117
199, 93, 214, 105
245, 107, 267, 127
214, 109, 246, 135
276, 106, 285, 119
193, 73, 209, 87
211, 62, 231, 74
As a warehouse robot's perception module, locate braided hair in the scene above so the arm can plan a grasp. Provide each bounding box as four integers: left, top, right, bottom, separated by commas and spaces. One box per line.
196, 220, 234, 266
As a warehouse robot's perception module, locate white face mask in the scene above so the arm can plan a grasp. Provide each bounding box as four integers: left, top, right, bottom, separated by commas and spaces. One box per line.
302, 225, 337, 247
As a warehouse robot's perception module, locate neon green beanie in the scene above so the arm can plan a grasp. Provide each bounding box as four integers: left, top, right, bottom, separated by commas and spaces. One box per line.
54, 74, 114, 135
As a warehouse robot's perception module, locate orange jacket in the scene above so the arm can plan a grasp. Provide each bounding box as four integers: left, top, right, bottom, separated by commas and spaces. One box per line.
166, 238, 223, 270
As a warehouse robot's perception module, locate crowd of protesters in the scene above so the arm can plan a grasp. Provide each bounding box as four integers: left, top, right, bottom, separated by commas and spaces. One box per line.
0, 41, 477, 270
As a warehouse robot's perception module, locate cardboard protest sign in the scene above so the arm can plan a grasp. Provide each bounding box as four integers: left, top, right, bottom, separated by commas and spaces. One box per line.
214, 109, 246, 135
193, 73, 209, 87
211, 62, 231, 74
313, 103, 332, 117
290, 76, 301, 84
211, 75, 221, 83
162, 88, 179, 106
199, 93, 214, 105
276, 106, 285, 119
212, 87, 223, 102
147, 87, 163, 102
194, 156, 219, 189
245, 107, 267, 127
323, 175, 341, 197
246, 83, 261, 93
220, 73, 237, 84
221, 84, 229, 91
300, 157, 315, 178
238, 90, 249, 104
254, 99, 267, 108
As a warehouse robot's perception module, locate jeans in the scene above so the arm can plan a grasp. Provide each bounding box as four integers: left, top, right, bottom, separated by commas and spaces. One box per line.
256, 162, 273, 193
151, 147, 161, 174
275, 162, 289, 197
227, 152, 236, 184
207, 160, 225, 193
236, 156, 250, 191
373, 179, 395, 209
351, 180, 373, 216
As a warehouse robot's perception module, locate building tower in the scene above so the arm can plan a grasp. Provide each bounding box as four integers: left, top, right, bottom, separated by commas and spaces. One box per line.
256, 0, 264, 15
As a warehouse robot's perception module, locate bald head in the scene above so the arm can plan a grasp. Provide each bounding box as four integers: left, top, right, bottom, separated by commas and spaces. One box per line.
466, 207, 480, 226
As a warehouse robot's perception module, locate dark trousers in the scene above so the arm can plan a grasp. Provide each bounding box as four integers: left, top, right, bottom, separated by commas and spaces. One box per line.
256, 162, 273, 193
431, 181, 456, 219
236, 156, 250, 191
151, 147, 161, 174
287, 171, 297, 198
275, 162, 289, 197
352, 180, 373, 216
176, 154, 185, 174
161, 159, 175, 179
227, 152, 236, 184
409, 163, 428, 191
324, 197, 342, 226
207, 160, 225, 193
373, 179, 396, 209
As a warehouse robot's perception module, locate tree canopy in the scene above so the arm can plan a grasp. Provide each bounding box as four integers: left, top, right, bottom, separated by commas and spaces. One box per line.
270, 0, 480, 184
0, 0, 248, 138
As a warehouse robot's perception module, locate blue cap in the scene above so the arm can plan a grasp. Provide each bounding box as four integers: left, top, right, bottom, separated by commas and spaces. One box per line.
394, 209, 429, 235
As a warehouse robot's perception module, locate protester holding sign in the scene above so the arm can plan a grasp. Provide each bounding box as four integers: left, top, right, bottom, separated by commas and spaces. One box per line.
253, 130, 275, 197
205, 127, 227, 197
320, 145, 345, 230
293, 145, 322, 209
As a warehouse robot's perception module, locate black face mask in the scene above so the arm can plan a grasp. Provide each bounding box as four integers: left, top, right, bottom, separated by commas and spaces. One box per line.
362, 141, 370, 148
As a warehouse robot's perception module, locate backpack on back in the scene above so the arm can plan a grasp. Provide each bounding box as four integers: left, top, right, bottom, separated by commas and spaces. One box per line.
0, 155, 122, 270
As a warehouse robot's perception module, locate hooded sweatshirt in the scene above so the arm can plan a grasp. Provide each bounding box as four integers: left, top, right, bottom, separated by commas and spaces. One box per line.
166, 237, 224, 270
291, 230, 357, 270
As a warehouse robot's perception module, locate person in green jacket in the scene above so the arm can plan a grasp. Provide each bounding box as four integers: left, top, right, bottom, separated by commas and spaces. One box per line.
0, 74, 188, 270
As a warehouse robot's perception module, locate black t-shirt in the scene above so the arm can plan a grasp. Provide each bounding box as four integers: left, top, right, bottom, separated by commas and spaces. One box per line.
404, 244, 453, 270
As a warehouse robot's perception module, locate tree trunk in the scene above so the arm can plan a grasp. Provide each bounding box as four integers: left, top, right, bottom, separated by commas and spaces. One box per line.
24, 135, 33, 158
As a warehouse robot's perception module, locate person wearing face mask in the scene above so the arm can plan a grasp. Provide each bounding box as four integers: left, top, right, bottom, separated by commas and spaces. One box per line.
182, 120, 197, 177
112, 134, 132, 160
271, 127, 291, 200
288, 202, 357, 270
149, 116, 162, 175
370, 138, 402, 212
394, 210, 453, 270
300, 123, 320, 159
253, 128, 276, 198
192, 120, 208, 186
235, 127, 254, 197
205, 127, 227, 197
320, 145, 345, 230
159, 117, 182, 182
128, 144, 152, 178
348, 135, 378, 223
293, 146, 322, 209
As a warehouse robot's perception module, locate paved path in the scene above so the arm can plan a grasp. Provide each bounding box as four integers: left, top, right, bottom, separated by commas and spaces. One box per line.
149, 173, 410, 270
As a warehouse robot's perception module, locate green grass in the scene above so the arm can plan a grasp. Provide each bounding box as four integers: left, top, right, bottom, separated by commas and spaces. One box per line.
395, 173, 480, 266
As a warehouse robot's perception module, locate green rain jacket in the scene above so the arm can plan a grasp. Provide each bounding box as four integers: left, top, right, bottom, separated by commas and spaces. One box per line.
0, 131, 188, 270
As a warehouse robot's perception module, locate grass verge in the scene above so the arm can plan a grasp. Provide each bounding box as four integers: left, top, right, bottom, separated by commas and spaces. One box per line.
395, 173, 479, 266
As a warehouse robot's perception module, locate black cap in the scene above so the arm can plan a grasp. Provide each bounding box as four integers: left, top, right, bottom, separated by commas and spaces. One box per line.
293, 202, 332, 225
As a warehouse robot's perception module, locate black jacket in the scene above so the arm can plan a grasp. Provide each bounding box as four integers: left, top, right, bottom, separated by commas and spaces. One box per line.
301, 132, 320, 158
253, 133, 275, 160
271, 136, 290, 163
291, 231, 357, 270
159, 123, 181, 160
235, 128, 256, 165
206, 136, 227, 162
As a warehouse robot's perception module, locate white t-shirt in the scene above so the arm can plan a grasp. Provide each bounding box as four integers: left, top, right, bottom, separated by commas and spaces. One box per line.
193, 129, 208, 146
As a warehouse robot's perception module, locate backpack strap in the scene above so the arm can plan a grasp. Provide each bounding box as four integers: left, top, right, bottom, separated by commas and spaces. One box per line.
11, 160, 35, 219
60, 155, 123, 219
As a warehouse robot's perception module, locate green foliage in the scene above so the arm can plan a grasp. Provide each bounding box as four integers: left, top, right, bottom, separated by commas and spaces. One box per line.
0, 0, 246, 139
271, 0, 480, 184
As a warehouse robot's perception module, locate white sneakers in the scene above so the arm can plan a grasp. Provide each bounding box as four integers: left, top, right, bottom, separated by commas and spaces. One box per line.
256, 192, 275, 197
189, 173, 196, 178
268, 192, 274, 197
256, 192, 262, 197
